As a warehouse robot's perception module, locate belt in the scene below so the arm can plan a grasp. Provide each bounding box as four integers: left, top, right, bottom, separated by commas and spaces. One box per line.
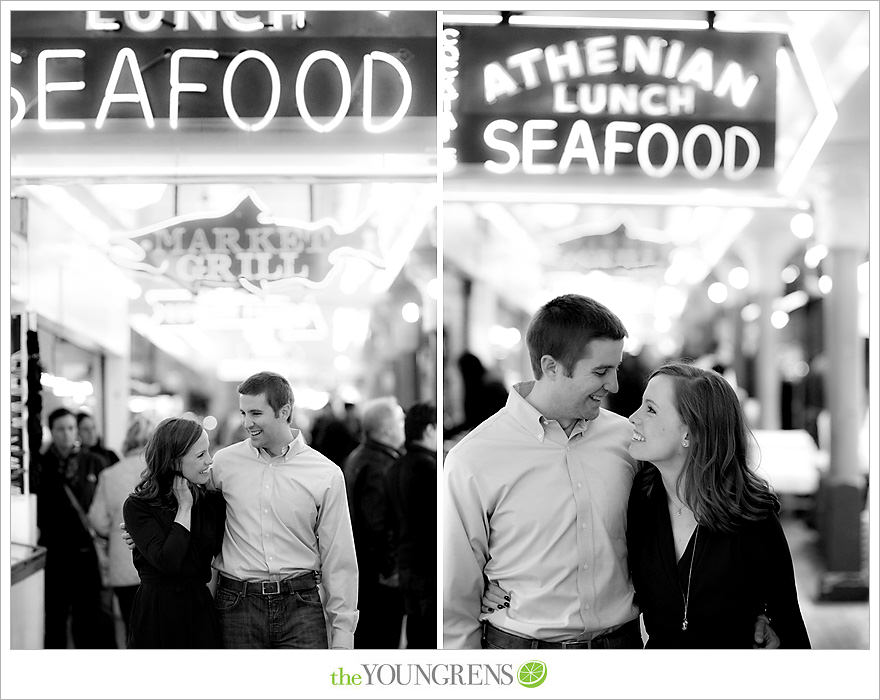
217, 572, 318, 597
483, 619, 640, 649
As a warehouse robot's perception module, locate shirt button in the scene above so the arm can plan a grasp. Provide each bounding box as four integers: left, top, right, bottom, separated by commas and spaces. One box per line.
582, 523, 587, 529
583, 563, 589, 569
264, 509, 268, 513
577, 482, 582, 488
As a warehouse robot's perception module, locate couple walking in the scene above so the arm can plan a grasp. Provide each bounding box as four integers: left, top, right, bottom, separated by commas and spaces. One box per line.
123, 372, 357, 648
444, 294, 810, 649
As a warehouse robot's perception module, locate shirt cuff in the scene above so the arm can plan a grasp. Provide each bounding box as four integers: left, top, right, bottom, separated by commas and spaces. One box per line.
331, 631, 354, 649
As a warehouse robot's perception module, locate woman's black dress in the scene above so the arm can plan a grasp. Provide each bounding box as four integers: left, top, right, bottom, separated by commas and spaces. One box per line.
627, 466, 811, 649
123, 489, 226, 648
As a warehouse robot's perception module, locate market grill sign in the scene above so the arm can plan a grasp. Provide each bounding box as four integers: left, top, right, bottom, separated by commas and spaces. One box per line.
444, 26, 781, 180
10, 10, 435, 133
109, 193, 385, 293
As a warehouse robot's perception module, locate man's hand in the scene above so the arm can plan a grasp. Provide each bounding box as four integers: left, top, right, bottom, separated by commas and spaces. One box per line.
753, 614, 780, 649
120, 522, 135, 551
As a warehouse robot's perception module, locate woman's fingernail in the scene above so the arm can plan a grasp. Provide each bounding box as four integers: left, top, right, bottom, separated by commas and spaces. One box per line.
504, 602, 509, 607
497, 604, 503, 609
504, 596, 510, 601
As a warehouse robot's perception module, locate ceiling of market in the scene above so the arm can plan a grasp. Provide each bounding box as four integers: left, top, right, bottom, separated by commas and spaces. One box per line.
442, 9, 870, 355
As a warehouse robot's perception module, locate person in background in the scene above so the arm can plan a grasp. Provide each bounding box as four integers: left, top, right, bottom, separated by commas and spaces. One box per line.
312, 400, 361, 468
88, 415, 155, 641
123, 417, 225, 648
343, 396, 406, 648
35, 407, 116, 648
77, 412, 120, 467
386, 402, 437, 648
446, 352, 508, 439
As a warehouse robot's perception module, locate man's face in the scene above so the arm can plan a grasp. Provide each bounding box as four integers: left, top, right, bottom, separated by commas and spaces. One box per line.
239, 392, 290, 451
549, 338, 624, 424
77, 417, 98, 447
388, 404, 406, 449
51, 414, 78, 453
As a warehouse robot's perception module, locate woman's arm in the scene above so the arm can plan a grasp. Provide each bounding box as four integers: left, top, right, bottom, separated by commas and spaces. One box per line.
757, 516, 812, 649
122, 492, 191, 575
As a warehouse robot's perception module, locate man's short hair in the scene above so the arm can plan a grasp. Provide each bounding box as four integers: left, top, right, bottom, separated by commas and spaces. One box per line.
360, 397, 400, 439
404, 402, 436, 443
48, 407, 75, 429
526, 294, 627, 379
237, 371, 294, 423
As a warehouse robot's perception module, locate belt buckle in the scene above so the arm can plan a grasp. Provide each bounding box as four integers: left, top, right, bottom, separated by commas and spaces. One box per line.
562, 639, 591, 649
261, 580, 281, 595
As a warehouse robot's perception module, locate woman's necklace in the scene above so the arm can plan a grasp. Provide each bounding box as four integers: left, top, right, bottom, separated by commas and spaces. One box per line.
681, 525, 699, 631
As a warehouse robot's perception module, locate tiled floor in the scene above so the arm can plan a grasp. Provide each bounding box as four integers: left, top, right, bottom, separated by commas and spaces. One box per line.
783, 515, 869, 650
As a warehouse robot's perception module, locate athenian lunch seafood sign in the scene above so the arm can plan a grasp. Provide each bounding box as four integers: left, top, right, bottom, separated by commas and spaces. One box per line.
109, 193, 384, 292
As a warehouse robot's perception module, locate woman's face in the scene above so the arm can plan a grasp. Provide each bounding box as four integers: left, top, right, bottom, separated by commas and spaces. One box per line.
628, 375, 689, 469
178, 430, 213, 485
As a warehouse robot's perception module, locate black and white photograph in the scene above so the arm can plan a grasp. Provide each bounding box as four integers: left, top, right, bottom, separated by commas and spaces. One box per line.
1, 5, 878, 700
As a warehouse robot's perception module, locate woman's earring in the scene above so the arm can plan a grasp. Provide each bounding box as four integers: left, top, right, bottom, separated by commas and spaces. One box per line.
681, 437, 689, 448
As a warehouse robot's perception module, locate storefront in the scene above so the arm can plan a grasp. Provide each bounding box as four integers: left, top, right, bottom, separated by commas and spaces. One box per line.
441, 10, 869, 596
9, 9, 438, 606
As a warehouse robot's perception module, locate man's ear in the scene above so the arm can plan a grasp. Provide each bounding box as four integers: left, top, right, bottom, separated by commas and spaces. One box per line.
280, 403, 292, 422
540, 354, 559, 378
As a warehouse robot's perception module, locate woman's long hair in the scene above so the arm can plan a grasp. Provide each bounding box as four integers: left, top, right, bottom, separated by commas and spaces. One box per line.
131, 417, 203, 506
648, 362, 779, 532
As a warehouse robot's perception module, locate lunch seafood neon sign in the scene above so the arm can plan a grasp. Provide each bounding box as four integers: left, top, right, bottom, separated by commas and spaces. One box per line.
446, 26, 779, 180
10, 11, 433, 132
109, 193, 385, 292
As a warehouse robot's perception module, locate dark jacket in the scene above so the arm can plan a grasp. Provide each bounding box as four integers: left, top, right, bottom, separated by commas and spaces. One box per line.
386, 442, 437, 582
627, 466, 811, 649
342, 439, 402, 582
35, 445, 108, 549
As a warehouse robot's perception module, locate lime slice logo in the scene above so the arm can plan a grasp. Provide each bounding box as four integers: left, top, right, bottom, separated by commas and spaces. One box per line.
517, 660, 547, 688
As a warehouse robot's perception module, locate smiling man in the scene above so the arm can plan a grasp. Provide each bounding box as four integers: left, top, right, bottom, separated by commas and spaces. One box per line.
209, 371, 358, 649
443, 295, 641, 649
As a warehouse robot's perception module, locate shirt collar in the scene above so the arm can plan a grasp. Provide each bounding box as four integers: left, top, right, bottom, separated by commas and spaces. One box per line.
247, 429, 306, 461
508, 381, 591, 442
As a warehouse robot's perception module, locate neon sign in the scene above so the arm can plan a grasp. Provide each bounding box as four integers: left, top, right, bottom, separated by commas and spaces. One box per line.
446, 26, 779, 181
12, 48, 413, 133
10, 11, 434, 132
109, 192, 385, 292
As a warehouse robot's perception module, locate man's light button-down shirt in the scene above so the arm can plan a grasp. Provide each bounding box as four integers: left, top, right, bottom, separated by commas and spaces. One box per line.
443, 380, 639, 648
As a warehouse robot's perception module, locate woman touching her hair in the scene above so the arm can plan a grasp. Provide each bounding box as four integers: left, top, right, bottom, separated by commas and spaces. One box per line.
123, 417, 226, 648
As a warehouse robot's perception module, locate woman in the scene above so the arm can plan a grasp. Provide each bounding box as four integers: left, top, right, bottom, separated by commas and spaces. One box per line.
484, 362, 810, 649
88, 416, 155, 640
123, 417, 225, 648
623, 362, 809, 648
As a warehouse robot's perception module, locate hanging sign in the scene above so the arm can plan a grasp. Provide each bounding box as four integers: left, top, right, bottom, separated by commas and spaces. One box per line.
445, 25, 780, 180
109, 192, 385, 292
10, 10, 435, 132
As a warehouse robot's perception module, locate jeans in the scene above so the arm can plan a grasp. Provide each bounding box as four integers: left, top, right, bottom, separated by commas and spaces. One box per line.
215, 584, 328, 649
481, 619, 643, 649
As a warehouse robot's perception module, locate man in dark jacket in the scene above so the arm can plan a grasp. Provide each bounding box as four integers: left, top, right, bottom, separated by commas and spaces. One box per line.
342, 397, 405, 648
35, 408, 116, 648
386, 402, 437, 648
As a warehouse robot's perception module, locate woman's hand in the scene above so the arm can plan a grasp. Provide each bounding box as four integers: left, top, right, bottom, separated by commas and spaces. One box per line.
173, 475, 193, 510
753, 614, 781, 649
481, 580, 510, 614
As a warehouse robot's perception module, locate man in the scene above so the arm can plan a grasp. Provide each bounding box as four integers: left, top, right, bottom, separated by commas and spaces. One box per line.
444, 295, 642, 649
386, 402, 437, 648
35, 408, 116, 648
343, 396, 406, 648
76, 412, 120, 467
210, 371, 358, 648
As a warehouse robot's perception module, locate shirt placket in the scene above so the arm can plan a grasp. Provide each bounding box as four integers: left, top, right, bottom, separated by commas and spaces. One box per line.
259, 460, 277, 575
565, 429, 596, 631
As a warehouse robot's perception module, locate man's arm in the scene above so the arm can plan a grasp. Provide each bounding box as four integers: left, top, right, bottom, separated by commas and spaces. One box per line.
316, 468, 359, 649
443, 454, 489, 649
